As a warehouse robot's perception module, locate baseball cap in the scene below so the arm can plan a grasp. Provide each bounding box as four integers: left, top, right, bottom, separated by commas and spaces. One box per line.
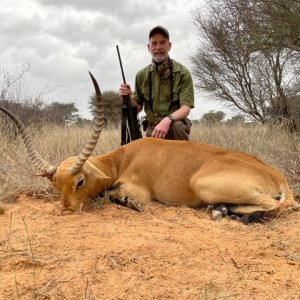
149, 25, 170, 39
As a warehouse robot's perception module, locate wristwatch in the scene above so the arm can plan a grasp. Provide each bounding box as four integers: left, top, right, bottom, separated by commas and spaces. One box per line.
167, 115, 175, 123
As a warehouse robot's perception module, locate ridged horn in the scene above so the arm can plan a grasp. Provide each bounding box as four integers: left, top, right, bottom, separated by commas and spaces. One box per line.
68, 72, 104, 175
0, 106, 56, 175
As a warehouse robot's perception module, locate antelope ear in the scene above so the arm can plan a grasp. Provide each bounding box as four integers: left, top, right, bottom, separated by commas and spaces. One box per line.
83, 160, 110, 179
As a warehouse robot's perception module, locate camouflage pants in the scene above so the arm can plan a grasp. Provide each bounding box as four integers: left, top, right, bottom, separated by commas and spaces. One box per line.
145, 118, 192, 141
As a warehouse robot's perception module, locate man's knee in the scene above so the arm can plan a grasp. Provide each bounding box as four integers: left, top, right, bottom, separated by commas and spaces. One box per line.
145, 118, 192, 140
168, 119, 191, 140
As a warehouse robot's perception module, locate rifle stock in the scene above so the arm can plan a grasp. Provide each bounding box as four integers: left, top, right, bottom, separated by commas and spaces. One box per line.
116, 45, 142, 144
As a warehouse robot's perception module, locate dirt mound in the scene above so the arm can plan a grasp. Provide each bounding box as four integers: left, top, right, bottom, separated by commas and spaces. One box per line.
1, 196, 300, 299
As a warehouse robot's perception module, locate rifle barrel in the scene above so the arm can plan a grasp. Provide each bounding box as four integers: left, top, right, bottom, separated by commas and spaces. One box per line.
116, 45, 127, 84
116, 45, 142, 143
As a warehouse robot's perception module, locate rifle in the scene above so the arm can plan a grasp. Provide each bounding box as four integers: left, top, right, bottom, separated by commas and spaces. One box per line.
116, 45, 142, 145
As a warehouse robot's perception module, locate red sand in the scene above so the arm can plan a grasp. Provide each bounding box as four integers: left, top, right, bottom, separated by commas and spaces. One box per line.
1, 195, 300, 299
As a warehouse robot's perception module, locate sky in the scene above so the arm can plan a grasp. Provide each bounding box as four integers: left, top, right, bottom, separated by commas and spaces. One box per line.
0, 0, 230, 120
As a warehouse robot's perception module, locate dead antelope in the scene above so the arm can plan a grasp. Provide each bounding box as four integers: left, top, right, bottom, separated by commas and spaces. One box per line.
0, 72, 296, 223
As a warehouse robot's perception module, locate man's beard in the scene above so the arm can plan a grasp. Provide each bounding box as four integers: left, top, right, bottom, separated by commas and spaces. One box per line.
152, 53, 167, 63
153, 57, 164, 63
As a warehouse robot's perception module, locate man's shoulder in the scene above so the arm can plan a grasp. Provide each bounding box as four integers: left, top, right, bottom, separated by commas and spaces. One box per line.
171, 59, 190, 73
136, 64, 152, 78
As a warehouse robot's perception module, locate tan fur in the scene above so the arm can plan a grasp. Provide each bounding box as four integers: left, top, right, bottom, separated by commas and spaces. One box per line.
52, 138, 296, 214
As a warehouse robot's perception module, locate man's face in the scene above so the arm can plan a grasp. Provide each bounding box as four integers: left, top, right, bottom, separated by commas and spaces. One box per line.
148, 33, 172, 63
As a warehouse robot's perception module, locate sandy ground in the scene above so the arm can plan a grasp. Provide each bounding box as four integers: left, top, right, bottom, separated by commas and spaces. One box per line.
1, 195, 300, 300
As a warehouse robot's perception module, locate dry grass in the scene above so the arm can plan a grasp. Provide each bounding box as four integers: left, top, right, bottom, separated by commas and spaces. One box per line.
0, 122, 299, 207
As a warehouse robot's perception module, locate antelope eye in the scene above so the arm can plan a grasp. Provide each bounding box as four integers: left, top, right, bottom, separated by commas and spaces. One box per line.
76, 177, 85, 189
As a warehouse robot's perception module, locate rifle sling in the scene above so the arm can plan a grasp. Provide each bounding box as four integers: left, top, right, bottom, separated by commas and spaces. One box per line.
148, 59, 174, 114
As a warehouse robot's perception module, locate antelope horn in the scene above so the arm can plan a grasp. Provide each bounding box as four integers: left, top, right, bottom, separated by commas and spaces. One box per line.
0, 106, 56, 175
69, 72, 104, 175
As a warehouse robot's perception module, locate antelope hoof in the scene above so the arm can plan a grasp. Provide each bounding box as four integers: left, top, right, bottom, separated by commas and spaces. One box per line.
127, 199, 144, 212
110, 196, 144, 212
212, 204, 228, 221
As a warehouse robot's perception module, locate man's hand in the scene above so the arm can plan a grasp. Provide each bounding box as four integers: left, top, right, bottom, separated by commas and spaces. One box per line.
118, 84, 142, 112
152, 117, 172, 138
119, 84, 131, 97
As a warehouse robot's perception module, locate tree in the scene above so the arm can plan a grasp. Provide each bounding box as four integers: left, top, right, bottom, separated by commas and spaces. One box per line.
227, 114, 245, 124
89, 90, 122, 127
0, 65, 45, 134
43, 102, 79, 125
74, 117, 93, 127
191, 0, 299, 132
245, 0, 300, 52
0, 66, 82, 131
0, 64, 28, 102
201, 110, 225, 124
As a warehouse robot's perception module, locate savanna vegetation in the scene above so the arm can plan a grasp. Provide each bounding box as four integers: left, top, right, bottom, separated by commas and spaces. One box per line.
191, 0, 300, 132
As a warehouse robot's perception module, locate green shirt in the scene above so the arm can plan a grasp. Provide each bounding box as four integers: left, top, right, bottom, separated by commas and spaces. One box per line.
133, 59, 194, 123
